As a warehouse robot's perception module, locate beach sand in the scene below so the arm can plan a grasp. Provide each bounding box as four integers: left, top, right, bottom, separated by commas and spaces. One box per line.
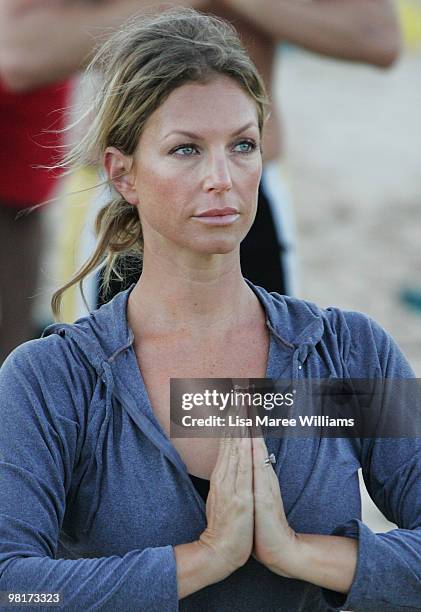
279, 48, 421, 374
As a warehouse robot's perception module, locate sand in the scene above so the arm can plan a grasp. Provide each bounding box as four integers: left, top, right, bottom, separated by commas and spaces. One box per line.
278, 48, 421, 375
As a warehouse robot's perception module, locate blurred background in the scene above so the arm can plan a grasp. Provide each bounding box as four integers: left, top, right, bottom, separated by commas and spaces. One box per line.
278, 0, 421, 375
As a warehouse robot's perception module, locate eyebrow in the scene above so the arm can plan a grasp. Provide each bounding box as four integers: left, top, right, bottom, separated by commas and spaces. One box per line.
163, 121, 259, 140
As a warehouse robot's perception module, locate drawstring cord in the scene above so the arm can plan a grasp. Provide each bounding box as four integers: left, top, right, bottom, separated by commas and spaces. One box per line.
82, 361, 115, 533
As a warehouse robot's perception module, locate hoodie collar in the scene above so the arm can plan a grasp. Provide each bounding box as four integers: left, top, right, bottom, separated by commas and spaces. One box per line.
245, 280, 324, 361
43, 281, 325, 373
43, 289, 134, 374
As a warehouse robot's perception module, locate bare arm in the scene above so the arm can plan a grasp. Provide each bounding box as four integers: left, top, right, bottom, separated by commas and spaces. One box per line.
0, 0, 207, 91
217, 0, 401, 67
267, 533, 358, 594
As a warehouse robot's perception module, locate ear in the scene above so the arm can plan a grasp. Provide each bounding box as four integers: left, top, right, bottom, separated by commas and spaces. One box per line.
103, 146, 139, 206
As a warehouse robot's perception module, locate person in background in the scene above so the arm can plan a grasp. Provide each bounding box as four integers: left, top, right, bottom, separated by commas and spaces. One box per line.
0, 77, 71, 363
0, 0, 402, 327
0, 1, 210, 348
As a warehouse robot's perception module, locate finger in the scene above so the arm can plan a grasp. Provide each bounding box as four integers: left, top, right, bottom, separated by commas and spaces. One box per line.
252, 431, 268, 466
231, 378, 252, 439
233, 393, 252, 487
214, 431, 242, 491
210, 431, 233, 485
252, 435, 282, 500
223, 434, 242, 489
237, 391, 251, 440
235, 434, 253, 496
252, 434, 273, 496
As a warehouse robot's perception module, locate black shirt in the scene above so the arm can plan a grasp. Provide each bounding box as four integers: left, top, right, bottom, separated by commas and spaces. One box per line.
189, 474, 210, 503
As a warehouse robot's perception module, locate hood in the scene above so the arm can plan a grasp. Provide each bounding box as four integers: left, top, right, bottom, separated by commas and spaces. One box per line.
247, 281, 325, 365
43, 282, 326, 376
43, 289, 135, 376
43, 282, 326, 375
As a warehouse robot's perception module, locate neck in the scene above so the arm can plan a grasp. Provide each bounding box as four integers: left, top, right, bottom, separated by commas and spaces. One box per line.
127, 249, 258, 337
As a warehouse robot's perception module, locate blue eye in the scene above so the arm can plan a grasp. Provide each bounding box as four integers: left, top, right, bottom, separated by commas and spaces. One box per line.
170, 140, 257, 157
234, 140, 257, 153
171, 144, 198, 156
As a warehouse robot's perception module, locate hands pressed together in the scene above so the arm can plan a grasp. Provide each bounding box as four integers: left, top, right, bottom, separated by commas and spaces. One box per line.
198, 431, 299, 581
193, 425, 358, 597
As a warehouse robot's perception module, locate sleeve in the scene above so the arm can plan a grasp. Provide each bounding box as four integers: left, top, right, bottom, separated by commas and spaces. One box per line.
322, 313, 421, 611
0, 340, 178, 612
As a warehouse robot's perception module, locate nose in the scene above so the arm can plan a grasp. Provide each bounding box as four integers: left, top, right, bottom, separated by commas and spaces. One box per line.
202, 151, 232, 193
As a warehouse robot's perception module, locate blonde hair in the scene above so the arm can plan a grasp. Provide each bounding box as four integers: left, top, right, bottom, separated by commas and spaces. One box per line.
52, 7, 269, 319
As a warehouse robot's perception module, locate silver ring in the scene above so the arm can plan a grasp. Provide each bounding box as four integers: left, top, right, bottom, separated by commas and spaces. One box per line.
264, 453, 276, 466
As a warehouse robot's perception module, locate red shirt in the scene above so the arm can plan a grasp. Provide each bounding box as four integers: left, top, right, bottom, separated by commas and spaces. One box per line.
0, 79, 72, 209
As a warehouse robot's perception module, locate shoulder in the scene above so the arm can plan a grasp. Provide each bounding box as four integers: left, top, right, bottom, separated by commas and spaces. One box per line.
265, 291, 414, 378
0, 332, 101, 496
322, 307, 414, 377
2, 329, 97, 378
0, 332, 97, 425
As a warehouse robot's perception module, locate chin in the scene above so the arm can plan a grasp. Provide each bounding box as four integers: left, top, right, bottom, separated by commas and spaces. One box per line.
192, 226, 250, 253
196, 237, 241, 255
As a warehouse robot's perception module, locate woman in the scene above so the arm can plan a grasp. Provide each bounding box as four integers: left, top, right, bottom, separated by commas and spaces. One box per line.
0, 9, 420, 611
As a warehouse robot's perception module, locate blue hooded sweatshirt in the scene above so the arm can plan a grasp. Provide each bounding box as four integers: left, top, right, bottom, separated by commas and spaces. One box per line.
0, 282, 420, 611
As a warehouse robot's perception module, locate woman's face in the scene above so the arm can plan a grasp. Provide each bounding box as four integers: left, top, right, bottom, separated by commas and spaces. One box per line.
111, 75, 262, 260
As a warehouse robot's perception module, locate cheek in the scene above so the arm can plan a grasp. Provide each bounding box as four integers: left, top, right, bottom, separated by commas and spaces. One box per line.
252, 161, 263, 186
241, 169, 262, 208
136, 164, 193, 225
237, 158, 262, 188
140, 157, 193, 195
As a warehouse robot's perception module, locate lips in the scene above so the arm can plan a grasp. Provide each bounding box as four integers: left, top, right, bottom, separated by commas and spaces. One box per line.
195, 207, 239, 217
